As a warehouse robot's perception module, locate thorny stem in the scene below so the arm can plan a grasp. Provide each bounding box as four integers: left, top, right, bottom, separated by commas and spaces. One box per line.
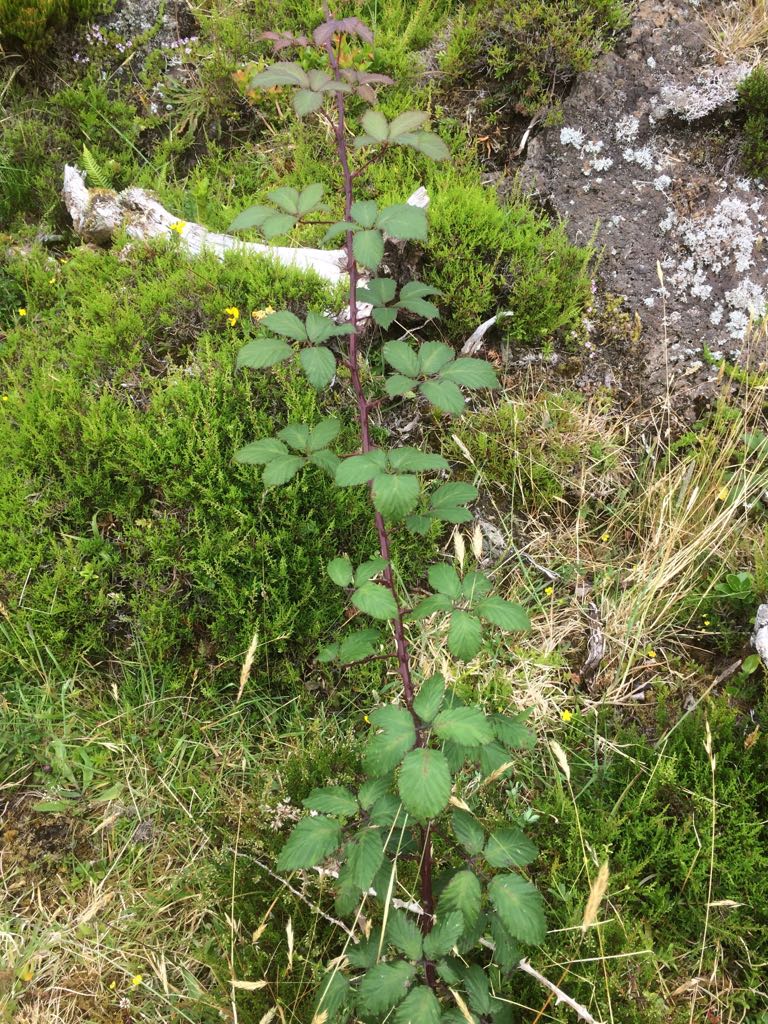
323, 28, 436, 949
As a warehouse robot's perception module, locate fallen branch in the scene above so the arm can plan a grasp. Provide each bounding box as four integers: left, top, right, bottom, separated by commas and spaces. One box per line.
61, 166, 428, 292
518, 958, 604, 1024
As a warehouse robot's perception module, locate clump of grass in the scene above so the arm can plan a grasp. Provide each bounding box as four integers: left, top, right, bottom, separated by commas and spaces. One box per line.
440, 0, 630, 119
738, 63, 768, 181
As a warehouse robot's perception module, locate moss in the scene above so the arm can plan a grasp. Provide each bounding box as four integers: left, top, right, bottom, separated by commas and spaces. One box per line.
0, 0, 107, 47
440, 0, 630, 118
0, 241, 436, 692
738, 64, 768, 181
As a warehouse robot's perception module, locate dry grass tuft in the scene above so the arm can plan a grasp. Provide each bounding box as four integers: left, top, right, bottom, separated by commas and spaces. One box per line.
706, 0, 768, 62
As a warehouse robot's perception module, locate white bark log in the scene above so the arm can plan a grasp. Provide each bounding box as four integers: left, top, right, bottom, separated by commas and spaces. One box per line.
62, 166, 428, 292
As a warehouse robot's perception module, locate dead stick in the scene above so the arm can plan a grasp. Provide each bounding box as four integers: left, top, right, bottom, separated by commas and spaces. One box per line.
518, 958, 604, 1024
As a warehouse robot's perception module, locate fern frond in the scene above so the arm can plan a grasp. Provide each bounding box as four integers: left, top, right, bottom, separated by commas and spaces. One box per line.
81, 145, 112, 189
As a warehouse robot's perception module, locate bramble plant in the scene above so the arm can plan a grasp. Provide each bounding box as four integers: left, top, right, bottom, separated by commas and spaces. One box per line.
231, 10, 544, 1021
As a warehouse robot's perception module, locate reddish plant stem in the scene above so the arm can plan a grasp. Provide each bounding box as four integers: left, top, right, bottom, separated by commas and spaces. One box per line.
324, 32, 436, 948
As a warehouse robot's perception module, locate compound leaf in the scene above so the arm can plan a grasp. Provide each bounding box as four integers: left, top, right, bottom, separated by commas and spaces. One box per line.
357, 961, 415, 1015
234, 437, 288, 464
484, 828, 539, 869
327, 556, 354, 587
352, 582, 399, 620
372, 473, 420, 519
439, 870, 482, 929
300, 346, 336, 388
262, 455, 305, 486
394, 986, 441, 1024
448, 611, 483, 660
364, 706, 416, 775
413, 673, 445, 722
433, 706, 494, 746
476, 597, 531, 632
346, 829, 384, 889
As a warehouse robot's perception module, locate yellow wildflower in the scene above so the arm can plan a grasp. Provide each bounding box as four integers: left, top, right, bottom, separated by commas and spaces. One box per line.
109, 981, 117, 990
561, 709, 573, 723
717, 486, 728, 501
48, 277, 56, 284
131, 975, 143, 987
252, 305, 275, 321
18, 308, 27, 317
170, 221, 186, 235
224, 306, 240, 327
2, 395, 8, 402
600, 531, 610, 542
646, 648, 657, 659
19, 966, 34, 982
363, 714, 370, 723
544, 586, 554, 596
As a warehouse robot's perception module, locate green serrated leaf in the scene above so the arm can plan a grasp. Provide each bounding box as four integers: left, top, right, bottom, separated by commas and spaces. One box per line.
372, 473, 420, 519
490, 915, 521, 972
268, 186, 300, 214
300, 346, 336, 388
234, 437, 288, 464
359, 278, 397, 305
431, 481, 478, 508
476, 597, 531, 632
346, 829, 384, 889
228, 204, 272, 232
307, 418, 341, 451
357, 961, 415, 1015
405, 593, 454, 620
373, 306, 399, 329
399, 296, 440, 319
335, 453, 384, 486
388, 448, 449, 472
293, 88, 324, 116
350, 199, 379, 228
423, 911, 464, 958
383, 340, 420, 376
364, 705, 417, 776
262, 212, 298, 238
480, 741, 512, 778
421, 379, 466, 415
353, 229, 384, 270
492, 711, 536, 750
353, 582, 399, 620
398, 748, 451, 819
249, 62, 309, 88
277, 815, 341, 871
484, 828, 539, 869
338, 628, 381, 663
439, 870, 482, 928
413, 673, 446, 722
434, 706, 494, 746
488, 873, 547, 945
405, 514, 432, 534
440, 357, 499, 389
463, 964, 491, 1015
448, 610, 483, 660
397, 129, 450, 161
303, 786, 358, 817
327, 556, 354, 587
262, 455, 305, 487
428, 562, 461, 598
400, 281, 443, 301
388, 110, 429, 137
360, 108, 390, 142
386, 910, 423, 960
394, 986, 441, 1024
377, 204, 427, 241
419, 341, 455, 375
385, 373, 419, 397
309, 449, 340, 475
451, 809, 485, 854
262, 310, 307, 341
315, 970, 350, 1022
359, 776, 392, 809
296, 183, 325, 215
461, 572, 492, 603
277, 423, 310, 450
354, 557, 388, 587
236, 338, 293, 370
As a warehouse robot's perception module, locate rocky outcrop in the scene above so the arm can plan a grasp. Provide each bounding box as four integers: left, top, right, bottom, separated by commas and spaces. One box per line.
521, 0, 768, 405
